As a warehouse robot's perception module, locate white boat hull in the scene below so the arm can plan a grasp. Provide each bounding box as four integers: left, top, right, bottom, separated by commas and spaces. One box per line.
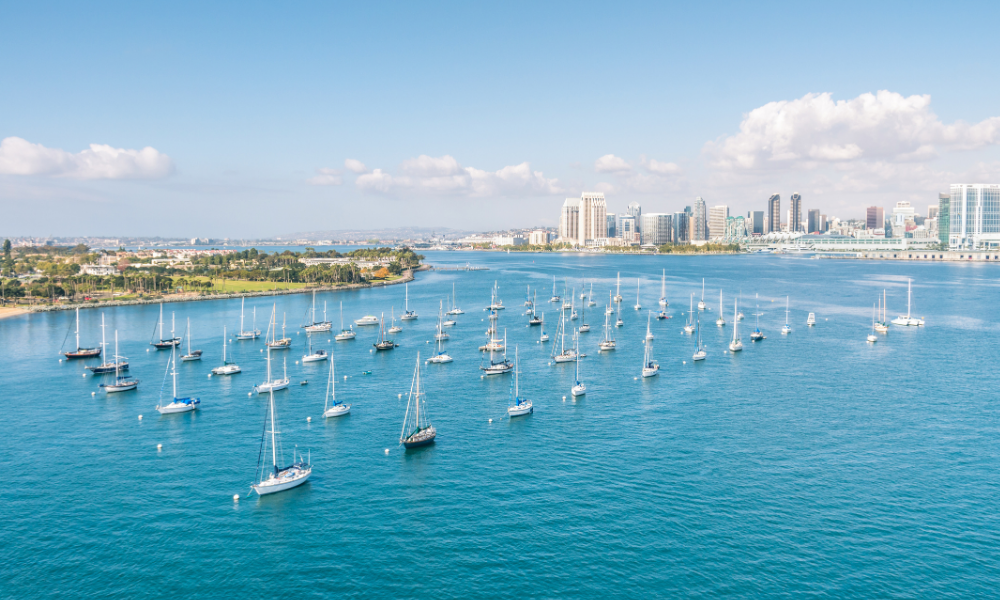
579, 325, 590, 332
697, 301, 706, 310
693, 351, 706, 361
571, 384, 586, 396
598, 342, 616, 352
427, 354, 453, 363
684, 325, 695, 334
103, 382, 138, 393
302, 353, 328, 363
553, 353, 578, 363
323, 405, 351, 418
253, 468, 311, 495
508, 401, 533, 416
157, 399, 199, 414
335, 331, 356, 341
256, 379, 290, 393
867, 335, 878, 343
642, 366, 659, 378
305, 324, 332, 333
729, 342, 743, 352
355, 318, 379, 326
212, 365, 241, 375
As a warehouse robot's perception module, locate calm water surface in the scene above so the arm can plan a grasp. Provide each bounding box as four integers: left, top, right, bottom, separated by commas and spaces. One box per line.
3, 252, 998, 598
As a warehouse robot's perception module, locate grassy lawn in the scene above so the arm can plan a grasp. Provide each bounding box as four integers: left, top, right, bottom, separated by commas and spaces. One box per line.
190, 278, 311, 293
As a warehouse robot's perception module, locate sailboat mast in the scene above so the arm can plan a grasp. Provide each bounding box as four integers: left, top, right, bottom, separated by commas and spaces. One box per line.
114, 330, 120, 378
514, 346, 519, 397
101, 313, 107, 356
240, 298, 245, 333
75, 307, 80, 350
186, 317, 191, 354
414, 359, 420, 427
269, 390, 277, 471
158, 303, 163, 341
170, 323, 177, 399
223, 326, 227, 362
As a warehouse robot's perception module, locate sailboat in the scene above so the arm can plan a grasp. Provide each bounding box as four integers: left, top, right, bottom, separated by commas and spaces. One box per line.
634, 279, 641, 311
867, 303, 878, 343
401, 283, 419, 320
150, 303, 181, 348
698, 279, 707, 311
729, 299, 743, 352
874, 290, 889, 333
87, 314, 128, 374
570, 332, 586, 396
302, 333, 328, 363
539, 312, 549, 342
400, 355, 436, 448
236, 299, 261, 340
684, 294, 696, 334
508, 347, 533, 416
570, 289, 578, 320
580, 284, 587, 300
322, 354, 350, 417
528, 290, 542, 325
180, 317, 203, 361
100, 331, 139, 392
598, 303, 616, 351
750, 293, 765, 341
642, 313, 659, 377
388, 307, 402, 334
335, 301, 356, 341
526, 285, 535, 307
63, 307, 101, 358
716, 290, 726, 326
155, 323, 199, 413
266, 312, 292, 349
447, 282, 464, 315
645, 310, 654, 341
614, 272, 623, 303
488, 281, 505, 310
658, 270, 668, 308
434, 300, 449, 340
549, 276, 561, 303
256, 308, 290, 393
374, 312, 398, 351
251, 387, 311, 495
693, 311, 707, 361
781, 297, 792, 334
427, 320, 453, 363
578, 297, 590, 332
615, 298, 624, 327
481, 328, 514, 374
891, 279, 924, 326
212, 327, 241, 375
552, 313, 578, 362
304, 291, 332, 332
806, 312, 816, 326
480, 309, 504, 352
587, 282, 596, 306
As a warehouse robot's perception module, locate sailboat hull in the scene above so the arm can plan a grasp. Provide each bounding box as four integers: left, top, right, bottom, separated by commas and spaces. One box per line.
335, 331, 357, 341
64, 348, 101, 359
403, 427, 437, 448
253, 468, 311, 495
323, 405, 351, 418
88, 361, 128, 374
102, 381, 139, 392
256, 379, 290, 393
212, 365, 241, 375
509, 401, 533, 416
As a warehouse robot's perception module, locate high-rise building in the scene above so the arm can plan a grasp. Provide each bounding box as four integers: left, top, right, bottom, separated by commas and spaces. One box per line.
938, 193, 950, 245
559, 198, 580, 243
767, 194, 781, 233
627, 202, 642, 233
927, 206, 939, 220
949, 184, 1000, 248
692, 197, 708, 241
790, 193, 803, 232
820, 214, 828, 232
807, 209, 820, 233
619, 214, 638, 244
578, 192, 607, 246
708, 205, 729, 239
529, 230, 551, 245
640, 213, 672, 245
747, 211, 764, 235
672, 211, 688, 244
606, 213, 617, 238
892, 201, 916, 237
866, 206, 885, 230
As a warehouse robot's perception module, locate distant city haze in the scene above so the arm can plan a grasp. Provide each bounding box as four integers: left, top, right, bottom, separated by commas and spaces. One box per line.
2, 3, 1000, 237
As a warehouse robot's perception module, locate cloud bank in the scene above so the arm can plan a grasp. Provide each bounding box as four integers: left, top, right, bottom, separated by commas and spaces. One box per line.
0, 136, 174, 179
353, 154, 562, 197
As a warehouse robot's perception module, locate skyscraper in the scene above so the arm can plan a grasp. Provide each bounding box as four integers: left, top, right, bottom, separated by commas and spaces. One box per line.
807, 209, 820, 233
748, 210, 764, 235
559, 198, 580, 243
606, 213, 617, 238
866, 206, 884, 230
767, 194, 781, 233
672, 211, 688, 244
619, 214, 638, 244
938, 193, 950, 245
577, 192, 607, 245
790, 193, 802, 232
640, 213, 672, 245
692, 197, 708, 241
708, 205, 729, 239
949, 184, 1000, 248
627, 202, 641, 232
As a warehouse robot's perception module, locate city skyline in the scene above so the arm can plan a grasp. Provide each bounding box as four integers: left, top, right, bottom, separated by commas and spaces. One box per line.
2, 2, 1000, 238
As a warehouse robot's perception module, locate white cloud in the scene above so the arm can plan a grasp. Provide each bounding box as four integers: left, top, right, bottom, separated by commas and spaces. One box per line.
709, 90, 1000, 170
307, 167, 343, 186
344, 158, 369, 174
594, 154, 631, 173
355, 154, 562, 197
0, 136, 174, 179
640, 156, 682, 175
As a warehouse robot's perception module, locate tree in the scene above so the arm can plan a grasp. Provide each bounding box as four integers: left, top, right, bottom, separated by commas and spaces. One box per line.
2, 239, 11, 276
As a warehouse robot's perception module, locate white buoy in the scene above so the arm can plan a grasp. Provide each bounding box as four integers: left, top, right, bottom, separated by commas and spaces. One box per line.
398, 393, 402, 398
59, 358, 62, 363
633, 377, 637, 381
146, 348, 150, 352
248, 392, 252, 397
157, 444, 162, 451
307, 416, 311, 422
683, 361, 686, 364
295, 361, 299, 365
207, 374, 212, 378
384, 448, 390, 455
233, 494, 240, 502
562, 396, 566, 401
489, 418, 493, 423
92, 391, 96, 396
82, 373, 86, 377
344, 375, 348, 380
260, 349, 263, 353
480, 375, 484, 379
138, 415, 143, 420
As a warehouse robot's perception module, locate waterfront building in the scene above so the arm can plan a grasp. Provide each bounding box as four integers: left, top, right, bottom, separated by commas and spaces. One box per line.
866, 206, 885, 231
558, 192, 607, 246
529, 230, 551, 245
721, 216, 748, 242
619, 214, 639, 245
748, 211, 764, 235
949, 184, 1000, 249
790, 193, 803, 232
606, 213, 617, 239
627, 202, 642, 233
937, 193, 950, 245
672, 212, 688, 244
820, 214, 828, 233
767, 194, 781, 234
493, 235, 526, 246
708, 205, 729, 239
807, 209, 821, 233
640, 213, 672, 246
892, 201, 916, 237
559, 198, 580, 243
693, 197, 708, 241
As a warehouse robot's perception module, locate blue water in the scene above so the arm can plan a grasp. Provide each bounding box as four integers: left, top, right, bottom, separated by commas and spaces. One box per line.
3, 252, 998, 598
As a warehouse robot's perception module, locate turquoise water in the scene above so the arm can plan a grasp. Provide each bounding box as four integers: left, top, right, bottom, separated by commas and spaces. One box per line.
3, 252, 998, 598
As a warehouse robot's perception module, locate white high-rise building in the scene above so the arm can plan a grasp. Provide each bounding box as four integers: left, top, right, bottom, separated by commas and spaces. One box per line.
708, 205, 729, 239
578, 192, 607, 246
949, 184, 1000, 249
627, 202, 642, 233
692, 197, 708, 241
529, 230, 551, 245
559, 198, 580, 243
640, 213, 672, 246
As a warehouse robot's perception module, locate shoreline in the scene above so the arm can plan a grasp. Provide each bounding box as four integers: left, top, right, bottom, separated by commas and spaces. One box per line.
8, 268, 421, 316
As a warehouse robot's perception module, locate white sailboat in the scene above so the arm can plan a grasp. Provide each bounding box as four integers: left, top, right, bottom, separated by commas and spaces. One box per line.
781, 296, 792, 335
553, 313, 578, 362
570, 289, 578, 320
335, 301, 356, 341
578, 297, 590, 332
684, 294, 696, 334
642, 313, 659, 377
875, 289, 889, 333
507, 347, 533, 416
587, 281, 596, 306
100, 331, 139, 392
693, 311, 707, 361
570, 332, 586, 396
891, 279, 924, 326
256, 309, 290, 393
539, 312, 549, 342
729, 299, 743, 352
549, 276, 561, 303
488, 281, 505, 311
598, 304, 616, 351
427, 322, 453, 363
634, 279, 641, 311
155, 324, 199, 413
614, 273, 623, 303
867, 303, 878, 343
482, 328, 513, 374
400, 355, 436, 448
304, 291, 332, 333
716, 290, 726, 327
698, 279, 707, 311
212, 327, 241, 375
63, 306, 101, 359
615, 298, 624, 327
750, 293, 765, 341
447, 282, 464, 315
87, 313, 128, 374
151, 303, 182, 348
388, 307, 402, 334
401, 283, 418, 320
236, 299, 261, 340
434, 300, 449, 340
806, 312, 816, 326
302, 333, 328, 363
251, 388, 311, 495
322, 353, 350, 417
658, 269, 668, 308
528, 290, 543, 325
180, 317, 202, 361
266, 311, 292, 349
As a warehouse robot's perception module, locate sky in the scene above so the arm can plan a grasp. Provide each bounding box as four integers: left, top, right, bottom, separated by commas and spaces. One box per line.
2, 0, 999, 238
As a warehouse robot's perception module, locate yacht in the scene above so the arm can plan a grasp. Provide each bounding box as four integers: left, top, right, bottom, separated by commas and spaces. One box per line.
570, 332, 586, 396
63, 307, 101, 359
180, 318, 202, 361
698, 279, 707, 311
236, 299, 261, 340
613, 273, 623, 303
642, 313, 659, 377
750, 293, 765, 341
578, 300, 590, 332
427, 322, 453, 363
488, 281, 505, 311
151, 304, 182, 349
781, 296, 792, 335
874, 290, 889, 333
806, 312, 816, 326
447, 283, 464, 315
265, 311, 292, 349
716, 290, 726, 327
303, 291, 332, 332
598, 305, 616, 352
373, 312, 398, 351
212, 327, 241, 375
549, 276, 561, 303
100, 331, 140, 393
552, 315, 579, 363
633, 279, 642, 311
302, 335, 328, 363
400, 355, 437, 448
87, 314, 128, 374
481, 328, 514, 375
252, 389, 311, 495
684, 294, 696, 334
335, 302, 357, 341
387, 307, 402, 334
728, 299, 743, 352
539, 313, 549, 343
255, 353, 290, 393
891, 279, 924, 326
401, 283, 419, 320
658, 269, 668, 308
528, 290, 543, 326
355, 314, 380, 326
692, 312, 707, 361
322, 354, 351, 417
507, 347, 533, 416
434, 300, 450, 341
155, 326, 199, 414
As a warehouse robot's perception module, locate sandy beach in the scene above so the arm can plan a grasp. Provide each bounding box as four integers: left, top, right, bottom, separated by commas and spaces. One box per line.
0, 307, 29, 320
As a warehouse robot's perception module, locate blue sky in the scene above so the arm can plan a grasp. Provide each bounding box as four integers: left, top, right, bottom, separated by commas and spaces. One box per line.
2, 1, 998, 237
